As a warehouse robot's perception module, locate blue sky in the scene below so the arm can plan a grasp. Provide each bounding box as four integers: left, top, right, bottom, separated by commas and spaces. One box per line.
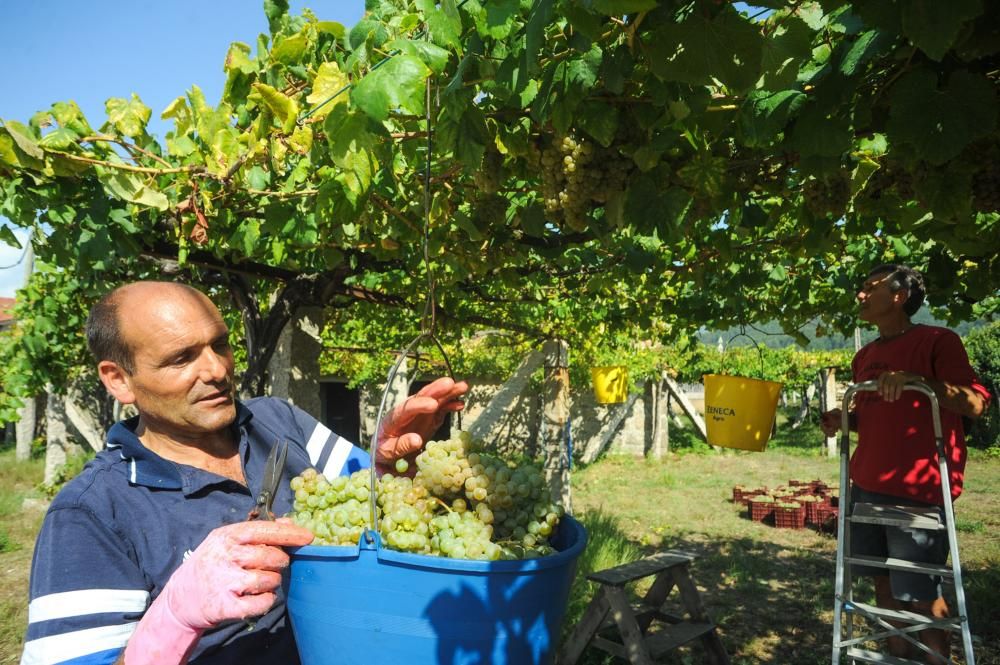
0, 0, 365, 297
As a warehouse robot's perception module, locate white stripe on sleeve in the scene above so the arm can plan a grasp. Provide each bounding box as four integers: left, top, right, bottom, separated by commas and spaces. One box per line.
21, 622, 137, 665
28, 589, 149, 624
305, 423, 333, 466
321, 436, 355, 479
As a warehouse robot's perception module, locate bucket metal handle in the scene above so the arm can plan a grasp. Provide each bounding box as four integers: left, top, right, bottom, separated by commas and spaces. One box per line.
365, 330, 461, 543
719, 330, 767, 379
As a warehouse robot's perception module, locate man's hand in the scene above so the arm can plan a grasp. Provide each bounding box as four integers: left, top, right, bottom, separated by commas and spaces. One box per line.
123, 520, 313, 665
376, 377, 468, 467
876, 371, 925, 402
819, 409, 843, 437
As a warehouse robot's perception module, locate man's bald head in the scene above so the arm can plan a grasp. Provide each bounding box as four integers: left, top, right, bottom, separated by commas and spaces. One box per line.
86, 282, 215, 374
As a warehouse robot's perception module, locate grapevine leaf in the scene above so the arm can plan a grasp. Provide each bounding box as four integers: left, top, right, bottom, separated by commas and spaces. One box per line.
39, 127, 79, 150
518, 203, 547, 237
272, 31, 309, 65
483, 0, 519, 40
0, 132, 20, 166
524, 0, 555, 76
246, 165, 270, 190
576, 101, 618, 148
97, 169, 169, 210
305, 61, 351, 120
643, 9, 764, 92
315, 22, 345, 38
850, 158, 880, 196
287, 125, 313, 154
386, 39, 451, 74
890, 236, 912, 258
106, 94, 151, 138
677, 153, 727, 198
737, 90, 806, 147
263, 0, 289, 34
886, 69, 997, 164
916, 167, 973, 220
224, 42, 256, 74
590, 0, 658, 14
562, 4, 605, 42
3, 121, 44, 159
351, 55, 430, 122
900, 0, 982, 61
425, 2, 463, 51
0, 225, 22, 249
50, 101, 93, 136
166, 135, 198, 157
107, 208, 139, 234
228, 219, 262, 258
838, 30, 890, 77
251, 83, 299, 133
759, 16, 813, 89
788, 103, 852, 158
323, 105, 380, 164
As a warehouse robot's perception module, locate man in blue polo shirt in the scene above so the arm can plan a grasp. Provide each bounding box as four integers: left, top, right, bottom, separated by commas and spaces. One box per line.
21, 281, 468, 665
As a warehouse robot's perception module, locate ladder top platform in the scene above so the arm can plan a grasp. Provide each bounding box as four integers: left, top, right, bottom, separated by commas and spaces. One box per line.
850, 502, 943, 530
587, 550, 696, 586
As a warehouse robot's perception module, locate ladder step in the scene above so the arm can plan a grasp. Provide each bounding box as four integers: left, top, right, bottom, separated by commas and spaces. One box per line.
846, 554, 953, 577
844, 601, 963, 631
645, 621, 718, 657
845, 647, 924, 664
587, 550, 695, 586
599, 605, 683, 631
849, 503, 943, 530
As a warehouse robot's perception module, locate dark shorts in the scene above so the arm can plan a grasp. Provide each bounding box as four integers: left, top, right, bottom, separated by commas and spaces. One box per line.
850, 486, 948, 602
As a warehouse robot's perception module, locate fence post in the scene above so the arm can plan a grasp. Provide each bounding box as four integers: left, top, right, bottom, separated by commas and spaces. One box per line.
541, 339, 571, 511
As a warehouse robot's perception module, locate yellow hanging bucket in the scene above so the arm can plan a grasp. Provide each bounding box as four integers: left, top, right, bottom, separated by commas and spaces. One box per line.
590, 365, 628, 404
703, 374, 783, 451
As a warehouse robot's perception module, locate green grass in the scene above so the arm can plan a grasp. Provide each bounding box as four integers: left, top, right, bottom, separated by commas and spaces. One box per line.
0, 447, 47, 664
569, 427, 1000, 664
0, 424, 996, 664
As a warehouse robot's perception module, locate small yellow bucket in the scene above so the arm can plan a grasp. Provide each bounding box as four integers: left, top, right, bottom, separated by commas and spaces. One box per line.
703, 374, 783, 451
590, 366, 629, 404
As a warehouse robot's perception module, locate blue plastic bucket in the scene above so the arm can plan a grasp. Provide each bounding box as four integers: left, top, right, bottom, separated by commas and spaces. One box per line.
287, 516, 587, 665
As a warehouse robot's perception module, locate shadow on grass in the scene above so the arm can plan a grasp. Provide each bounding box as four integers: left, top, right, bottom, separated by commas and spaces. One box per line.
565, 511, 998, 665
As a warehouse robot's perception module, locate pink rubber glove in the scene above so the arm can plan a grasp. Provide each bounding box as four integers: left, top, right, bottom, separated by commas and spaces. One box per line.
124, 519, 313, 665
375, 377, 468, 471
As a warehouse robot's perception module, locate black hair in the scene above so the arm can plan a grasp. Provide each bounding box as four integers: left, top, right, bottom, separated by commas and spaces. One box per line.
867, 264, 925, 316
86, 287, 135, 374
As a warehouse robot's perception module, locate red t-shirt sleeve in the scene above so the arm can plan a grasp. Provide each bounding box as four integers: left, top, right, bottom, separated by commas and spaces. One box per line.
931, 330, 991, 404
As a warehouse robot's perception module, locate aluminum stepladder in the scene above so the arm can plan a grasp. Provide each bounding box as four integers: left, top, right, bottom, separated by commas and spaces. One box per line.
831, 380, 976, 665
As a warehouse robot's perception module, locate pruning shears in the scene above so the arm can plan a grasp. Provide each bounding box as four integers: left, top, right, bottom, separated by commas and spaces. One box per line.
249, 440, 288, 521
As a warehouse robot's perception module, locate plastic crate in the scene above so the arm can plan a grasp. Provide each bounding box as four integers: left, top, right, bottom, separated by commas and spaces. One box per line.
749, 499, 774, 522
805, 500, 828, 525
774, 503, 805, 529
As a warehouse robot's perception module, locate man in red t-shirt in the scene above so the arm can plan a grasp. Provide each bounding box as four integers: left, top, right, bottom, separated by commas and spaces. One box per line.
821, 264, 990, 664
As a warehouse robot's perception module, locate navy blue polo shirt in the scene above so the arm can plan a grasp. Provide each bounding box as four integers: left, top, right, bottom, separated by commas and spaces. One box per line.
22, 397, 369, 665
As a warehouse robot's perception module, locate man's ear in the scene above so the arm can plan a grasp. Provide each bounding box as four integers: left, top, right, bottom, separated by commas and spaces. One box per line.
98, 361, 136, 405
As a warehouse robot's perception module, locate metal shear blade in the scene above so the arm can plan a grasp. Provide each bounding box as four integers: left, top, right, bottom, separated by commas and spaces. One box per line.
252, 440, 288, 521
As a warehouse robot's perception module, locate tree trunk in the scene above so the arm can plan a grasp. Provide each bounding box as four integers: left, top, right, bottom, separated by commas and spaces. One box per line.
15, 395, 37, 461
541, 339, 571, 511
818, 368, 838, 458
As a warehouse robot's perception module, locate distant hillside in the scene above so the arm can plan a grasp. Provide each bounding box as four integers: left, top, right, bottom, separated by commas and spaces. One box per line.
699, 314, 995, 351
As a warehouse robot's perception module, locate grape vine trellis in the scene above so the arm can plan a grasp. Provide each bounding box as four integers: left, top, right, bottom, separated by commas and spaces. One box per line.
0, 0, 998, 410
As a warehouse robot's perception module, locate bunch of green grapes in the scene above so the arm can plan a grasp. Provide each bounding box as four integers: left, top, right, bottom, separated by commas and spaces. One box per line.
287, 430, 565, 560
289, 468, 371, 546
538, 133, 632, 232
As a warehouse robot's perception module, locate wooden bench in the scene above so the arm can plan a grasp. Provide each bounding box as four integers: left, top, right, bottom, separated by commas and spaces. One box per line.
558, 550, 729, 665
